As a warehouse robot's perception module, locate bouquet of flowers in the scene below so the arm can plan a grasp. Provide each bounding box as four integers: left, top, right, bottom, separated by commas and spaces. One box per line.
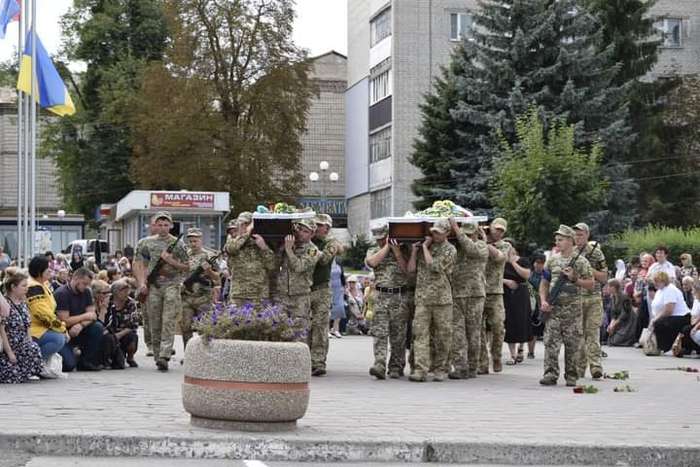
256, 203, 300, 214
408, 200, 474, 218
193, 302, 304, 342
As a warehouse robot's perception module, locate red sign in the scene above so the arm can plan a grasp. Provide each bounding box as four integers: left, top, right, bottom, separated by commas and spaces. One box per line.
150, 192, 215, 209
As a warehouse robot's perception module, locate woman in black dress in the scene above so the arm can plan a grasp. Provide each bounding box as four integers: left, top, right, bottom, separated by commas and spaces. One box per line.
502, 241, 532, 365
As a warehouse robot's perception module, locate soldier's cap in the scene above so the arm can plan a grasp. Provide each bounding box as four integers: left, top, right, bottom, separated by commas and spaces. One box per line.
315, 213, 333, 227
555, 224, 576, 239
154, 211, 173, 223
186, 227, 203, 238
430, 218, 451, 235
226, 220, 238, 231
573, 222, 590, 233
460, 222, 478, 235
490, 217, 508, 233
237, 211, 253, 224
293, 218, 317, 231
371, 224, 389, 239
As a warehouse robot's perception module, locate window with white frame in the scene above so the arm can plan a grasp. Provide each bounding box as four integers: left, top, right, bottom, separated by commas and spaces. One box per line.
370, 69, 392, 105
370, 188, 391, 219
369, 127, 392, 164
371, 8, 392, 46
450, 13, 472, 41
655, 18, 682, 48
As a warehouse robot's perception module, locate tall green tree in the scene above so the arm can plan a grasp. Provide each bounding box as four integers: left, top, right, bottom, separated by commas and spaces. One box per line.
130, 0, 315, 212
492, 107, 607, 249
42, 0, 168, 218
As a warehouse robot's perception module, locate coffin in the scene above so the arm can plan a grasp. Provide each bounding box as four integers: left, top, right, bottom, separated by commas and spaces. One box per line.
386, 216, 488, 242
252, 212, 316, 243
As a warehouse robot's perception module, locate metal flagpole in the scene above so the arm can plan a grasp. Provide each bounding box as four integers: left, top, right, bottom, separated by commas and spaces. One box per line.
16, 0, 24, 267
23, 0, 30, 266
30, 0, 37, 260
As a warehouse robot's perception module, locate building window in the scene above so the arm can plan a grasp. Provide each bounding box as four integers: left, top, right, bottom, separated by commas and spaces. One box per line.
369, 127, 392, 163
655, 18, 682, 48
370, 69, 392, 105
371, 8, 391, 46
370, 188, 391, 219
450, 13, 472, 41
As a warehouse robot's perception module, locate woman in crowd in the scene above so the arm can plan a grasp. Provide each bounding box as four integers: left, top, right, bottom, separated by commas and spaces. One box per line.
672, 281, 700, 357
69, 251, 84, 272
681, 276, 695, 309
526, 253, 546, 359
607, 279, 637, 347
26, 255, 73, 372
649, 271, 691, 353
502, 241, 531, 364
345, 274, 366, 336
677, 253, 698, 282
106, 267, 122, 284
0, 268, 43, 383
105, 279, 140, 367
329, 258, 346, 338
92, 280, 125, 369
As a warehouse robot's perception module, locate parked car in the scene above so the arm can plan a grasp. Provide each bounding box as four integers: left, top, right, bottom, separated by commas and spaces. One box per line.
62, 239, 109, 259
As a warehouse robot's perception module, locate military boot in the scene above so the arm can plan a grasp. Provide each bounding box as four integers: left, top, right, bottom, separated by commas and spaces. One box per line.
539, 375, 557, 386
369, 365, 386, 380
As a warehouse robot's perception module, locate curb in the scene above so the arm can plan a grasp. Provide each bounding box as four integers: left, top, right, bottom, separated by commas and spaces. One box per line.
1, 432, 699, 465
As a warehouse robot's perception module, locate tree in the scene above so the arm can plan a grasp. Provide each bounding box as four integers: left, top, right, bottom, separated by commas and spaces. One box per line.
491, 107, 607, 249
412, 0, 633, 232
341, 234, 373, 271
42, 0, 168, 218
0, 59, 18, 87
130, 0, 315, 212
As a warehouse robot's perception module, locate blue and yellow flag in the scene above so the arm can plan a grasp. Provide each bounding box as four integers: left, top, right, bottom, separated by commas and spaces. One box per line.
0, 0, 20, 39
17, 30, 76, 116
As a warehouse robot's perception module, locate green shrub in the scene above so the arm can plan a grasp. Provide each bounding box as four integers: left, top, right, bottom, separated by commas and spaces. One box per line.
608, 226, 700, 265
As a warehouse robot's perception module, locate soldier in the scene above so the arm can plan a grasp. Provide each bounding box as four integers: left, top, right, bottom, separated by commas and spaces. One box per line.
479, 218, 511, 374
407, 219, 457, 382
133, 211, 189, 371
447, 218, 489, 379
180, 227, 220, 351
276, 218, 320, 341
573, 222, 608, 380
365, 224, 410, 380
539, 225, 594, 386
142, 216, 156, 357
309, 214, 343, 376
225, 212, 275, 307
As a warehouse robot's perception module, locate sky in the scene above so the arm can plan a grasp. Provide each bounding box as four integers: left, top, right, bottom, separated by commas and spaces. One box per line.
0, 0, 347, 65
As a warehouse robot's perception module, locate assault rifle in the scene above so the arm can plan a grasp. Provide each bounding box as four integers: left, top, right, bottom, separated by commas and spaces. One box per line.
183, 251, 222, 293
547, 242, 599, 307
146, 233, 184, 286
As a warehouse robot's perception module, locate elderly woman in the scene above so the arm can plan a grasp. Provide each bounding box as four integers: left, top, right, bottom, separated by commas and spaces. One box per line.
502, 240, 531, 364
649, 271, 691, 353
607, 279, 637, 347
678, 253, 698, 282
91, 279, 126, 370
105, 279, 140, 367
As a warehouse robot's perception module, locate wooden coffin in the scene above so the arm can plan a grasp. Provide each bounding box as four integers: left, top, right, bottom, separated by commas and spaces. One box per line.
252, 212, 316, 243
386, 216, 488, 242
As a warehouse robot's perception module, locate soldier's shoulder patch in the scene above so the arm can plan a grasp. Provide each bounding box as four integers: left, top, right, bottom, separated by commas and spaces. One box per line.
309, 248, 318, 257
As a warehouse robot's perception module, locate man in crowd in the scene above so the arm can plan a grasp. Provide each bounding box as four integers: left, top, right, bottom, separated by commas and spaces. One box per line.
365, 223, 410, 380
134, 211, 189, 371
448, 218, 489, 379
225, 212, 276, 307
276, 218, 320, 341
647, 245, 677, 283
407, 219, 456, 382
54, 268, 103, 371
309, 214, 343, 377
573, 222, 608, 379
539, 225, 594, 387
180, 227, 220, 352
479, 218, 511, 374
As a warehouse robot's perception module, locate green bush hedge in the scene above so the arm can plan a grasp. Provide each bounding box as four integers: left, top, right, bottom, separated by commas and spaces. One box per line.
606, 226, 700, 266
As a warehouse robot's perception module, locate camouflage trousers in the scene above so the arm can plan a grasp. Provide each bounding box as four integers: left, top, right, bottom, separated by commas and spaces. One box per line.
180, 292, 211, 350
280, 293, 311, 342
543, 302, 583, 383
141, 301, 151, 351
577, 295, 603, 377
479, 294, 505, 370
147, 284, 182, 362
309, 286, 331, 371
229, 296, 266, 308
412, 303, 452, 376
449, 296, 485, 375
371, 291, 410, 373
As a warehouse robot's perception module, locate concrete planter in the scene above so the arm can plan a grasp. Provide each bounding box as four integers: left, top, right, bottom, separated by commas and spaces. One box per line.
182, 336, 311, 432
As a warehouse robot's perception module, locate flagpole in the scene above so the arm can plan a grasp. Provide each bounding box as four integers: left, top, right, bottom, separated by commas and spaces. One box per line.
16, 0, 23, 267
22, 0, 29, 266
30, 0, 36, 260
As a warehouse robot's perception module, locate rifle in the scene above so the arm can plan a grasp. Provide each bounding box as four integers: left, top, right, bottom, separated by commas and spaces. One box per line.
547, 242, 599, 307
183, 251, 223, 293
146, 233, 184, 287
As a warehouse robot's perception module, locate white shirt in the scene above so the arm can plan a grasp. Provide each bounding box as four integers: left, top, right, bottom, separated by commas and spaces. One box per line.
691, 299, 700, 319
647, 261, 677, 283
650, 284, 688, 320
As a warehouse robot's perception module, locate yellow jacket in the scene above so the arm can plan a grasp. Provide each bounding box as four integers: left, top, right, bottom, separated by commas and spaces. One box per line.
27, 277, 65, 338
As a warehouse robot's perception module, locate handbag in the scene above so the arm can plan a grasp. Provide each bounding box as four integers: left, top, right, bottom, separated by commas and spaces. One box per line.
640, 327, 660, 356
40, 353, 67, 379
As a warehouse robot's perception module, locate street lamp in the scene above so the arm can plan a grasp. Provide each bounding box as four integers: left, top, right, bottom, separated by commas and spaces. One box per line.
309, 161, 339, 215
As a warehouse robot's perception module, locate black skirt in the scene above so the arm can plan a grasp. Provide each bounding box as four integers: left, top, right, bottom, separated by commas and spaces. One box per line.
504, 284, 532, 343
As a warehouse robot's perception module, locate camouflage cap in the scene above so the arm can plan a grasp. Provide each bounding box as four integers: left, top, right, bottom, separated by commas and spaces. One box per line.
573, 222, 590, 233
186, 227, 203, 238
460, 222, 478, 235
315, 213, 333, 227
430, 218, 451, 235
555, 224, 576, 239
154, 211, 173, 223
226, 220, 238, 231
490, 217, 508, 233
237, 211, 253, 224
293, 218, 317, 231
371, 224, 389, 239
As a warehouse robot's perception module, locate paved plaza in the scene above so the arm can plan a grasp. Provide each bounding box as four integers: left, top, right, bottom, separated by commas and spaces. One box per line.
1, 333, 699, 465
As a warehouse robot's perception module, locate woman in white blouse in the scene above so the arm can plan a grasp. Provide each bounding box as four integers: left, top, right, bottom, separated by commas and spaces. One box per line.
649, 271, 691, 352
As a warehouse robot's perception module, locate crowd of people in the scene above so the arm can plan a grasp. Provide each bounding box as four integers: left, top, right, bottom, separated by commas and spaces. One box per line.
1, 211, 699, 386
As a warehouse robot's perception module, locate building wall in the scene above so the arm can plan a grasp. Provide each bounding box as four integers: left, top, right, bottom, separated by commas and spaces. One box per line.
347, 194, 371, 237
649, 0, 700, 78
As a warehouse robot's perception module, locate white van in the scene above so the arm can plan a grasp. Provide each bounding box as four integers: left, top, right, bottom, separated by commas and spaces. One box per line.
62, 239, 109, 258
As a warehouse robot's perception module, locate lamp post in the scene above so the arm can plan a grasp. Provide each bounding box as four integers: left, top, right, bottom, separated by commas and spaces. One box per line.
308, 160, 339, 214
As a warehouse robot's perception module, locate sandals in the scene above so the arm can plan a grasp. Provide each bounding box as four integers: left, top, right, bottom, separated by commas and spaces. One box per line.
506, 357, 518, 366
516, 347, 525, 363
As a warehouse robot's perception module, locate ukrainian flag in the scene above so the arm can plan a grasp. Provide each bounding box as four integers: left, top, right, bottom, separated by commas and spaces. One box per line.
17, 30, 75, 116
0, 0, 20, 39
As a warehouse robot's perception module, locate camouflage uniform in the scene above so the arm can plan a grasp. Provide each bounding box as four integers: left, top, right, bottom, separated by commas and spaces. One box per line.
309, 234, 341, 372
575, 240, 607, 378
366, 244, 410, 378
276, 240, 320, 341
479, 240, 511, 372
180, 246, 219, 348
135, 234, 188, 363
449, 229, 489, 378
542, 251, 593, 385
412, 240, 457, 380
225, 232, 276, 307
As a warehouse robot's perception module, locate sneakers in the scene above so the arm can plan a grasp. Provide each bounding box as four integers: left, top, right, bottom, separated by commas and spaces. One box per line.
156, 358, 169, 372
539, 375, 557, 386
408, 373, 426, 382
328, 332, 334, 339
311, 368, 327, 377
332, 331, 343, 338
369, 365, 386, 380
